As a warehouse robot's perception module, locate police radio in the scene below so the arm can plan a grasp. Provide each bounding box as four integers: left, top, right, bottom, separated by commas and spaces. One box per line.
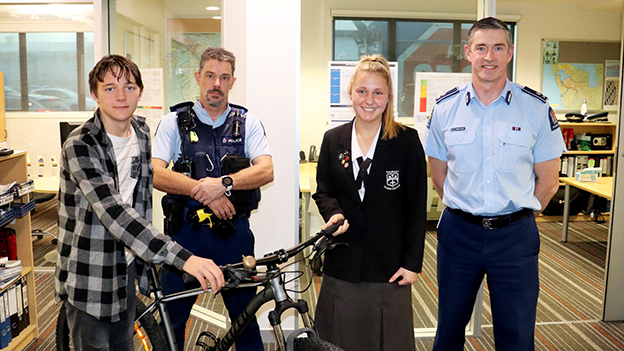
170, 101, 196, 132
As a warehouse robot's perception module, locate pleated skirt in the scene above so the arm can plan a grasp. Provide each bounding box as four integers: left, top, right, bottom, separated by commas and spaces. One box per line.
314, 275, 416, 351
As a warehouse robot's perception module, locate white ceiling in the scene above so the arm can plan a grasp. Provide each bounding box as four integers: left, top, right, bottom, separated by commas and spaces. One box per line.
164, 0, 221, 17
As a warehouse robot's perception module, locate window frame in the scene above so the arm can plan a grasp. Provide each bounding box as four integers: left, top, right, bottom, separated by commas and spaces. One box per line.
332, 17, 517, 116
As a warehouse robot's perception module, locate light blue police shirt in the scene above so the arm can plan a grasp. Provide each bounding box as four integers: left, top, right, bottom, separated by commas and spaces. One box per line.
424, 80, 566, 216
152, 100, 271, 164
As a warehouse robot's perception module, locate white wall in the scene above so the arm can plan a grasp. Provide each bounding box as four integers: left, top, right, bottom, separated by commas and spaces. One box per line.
300, 0, 623, 150
223, 0, 301, 338
6, 113, 90, 177
603, 4, 624, 323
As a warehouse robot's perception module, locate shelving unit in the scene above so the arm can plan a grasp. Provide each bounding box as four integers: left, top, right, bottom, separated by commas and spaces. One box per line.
0, 151, 39, 350
560, 122, 617, 154
559, 122, 617, 175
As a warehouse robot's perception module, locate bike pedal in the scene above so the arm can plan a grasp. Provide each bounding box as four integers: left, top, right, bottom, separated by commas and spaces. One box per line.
195, 331, 220, 351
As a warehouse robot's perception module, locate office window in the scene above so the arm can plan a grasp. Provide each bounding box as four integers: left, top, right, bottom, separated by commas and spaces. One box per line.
333, 18, 516, 116
334, 20, 388, 60
0, 4, 95, 112
0, 32, 95, 112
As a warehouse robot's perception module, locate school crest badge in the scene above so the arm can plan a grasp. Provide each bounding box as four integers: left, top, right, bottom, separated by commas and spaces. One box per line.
384, 170, 400, 190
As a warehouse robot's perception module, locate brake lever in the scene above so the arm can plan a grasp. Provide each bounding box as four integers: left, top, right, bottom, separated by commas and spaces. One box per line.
327, 242, 348, 250
221, 265, 257, 291
313, 237, 348, 257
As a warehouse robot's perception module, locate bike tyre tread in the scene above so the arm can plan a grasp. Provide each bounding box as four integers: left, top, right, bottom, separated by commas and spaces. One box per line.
293, 337, 345, 351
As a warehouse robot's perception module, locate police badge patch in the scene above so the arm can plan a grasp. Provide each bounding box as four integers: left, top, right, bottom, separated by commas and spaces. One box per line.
548, 107, 560, 131
384, 170, 400, 190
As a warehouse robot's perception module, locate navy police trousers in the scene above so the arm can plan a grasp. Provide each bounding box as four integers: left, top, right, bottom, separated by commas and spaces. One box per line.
161, 216, 264, 351
433, 208, 540, 351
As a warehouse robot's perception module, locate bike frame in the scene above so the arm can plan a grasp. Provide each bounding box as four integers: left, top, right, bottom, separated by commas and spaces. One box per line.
135, 221, 342, 351
138, 257, 316, 351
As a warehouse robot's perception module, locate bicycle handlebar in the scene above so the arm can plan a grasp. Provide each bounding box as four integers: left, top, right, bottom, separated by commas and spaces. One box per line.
233, 219, 344, 270
182, 219, 345, 285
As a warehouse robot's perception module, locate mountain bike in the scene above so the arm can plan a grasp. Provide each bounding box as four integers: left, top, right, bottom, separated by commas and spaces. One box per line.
56, 221, 345, 351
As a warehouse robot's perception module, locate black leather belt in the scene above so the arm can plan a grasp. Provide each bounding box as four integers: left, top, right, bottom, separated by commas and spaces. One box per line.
449, 208, 532, 230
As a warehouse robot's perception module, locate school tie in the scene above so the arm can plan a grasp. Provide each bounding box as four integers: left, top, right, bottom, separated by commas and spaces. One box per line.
355, 156, 372, 188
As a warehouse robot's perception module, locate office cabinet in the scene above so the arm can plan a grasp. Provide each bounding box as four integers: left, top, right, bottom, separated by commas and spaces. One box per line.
0, 151, 38, 350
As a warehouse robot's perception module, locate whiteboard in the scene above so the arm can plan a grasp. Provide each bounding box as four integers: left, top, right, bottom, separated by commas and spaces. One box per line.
328, 61, 398, 129
413, 72, 472, 142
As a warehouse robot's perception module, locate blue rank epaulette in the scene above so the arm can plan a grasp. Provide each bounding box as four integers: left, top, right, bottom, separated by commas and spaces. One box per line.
521, 86, 548, 103
435, 87, 460, 104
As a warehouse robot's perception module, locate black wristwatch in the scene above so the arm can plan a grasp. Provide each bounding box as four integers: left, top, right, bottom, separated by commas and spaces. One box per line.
221, 175, 233, 193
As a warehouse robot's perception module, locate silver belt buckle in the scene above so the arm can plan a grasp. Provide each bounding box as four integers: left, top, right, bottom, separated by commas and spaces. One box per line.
482, 218, 492, 230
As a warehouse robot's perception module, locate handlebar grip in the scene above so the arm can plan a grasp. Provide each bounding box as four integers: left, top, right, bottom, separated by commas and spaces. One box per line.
321, 219, 344, 237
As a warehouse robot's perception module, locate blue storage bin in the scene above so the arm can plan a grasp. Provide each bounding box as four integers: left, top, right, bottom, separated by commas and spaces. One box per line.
0, 208, 13, 228
11, 199, 35, 218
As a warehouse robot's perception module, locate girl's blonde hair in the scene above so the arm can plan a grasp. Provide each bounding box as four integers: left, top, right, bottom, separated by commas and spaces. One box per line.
348, 54, 405, 140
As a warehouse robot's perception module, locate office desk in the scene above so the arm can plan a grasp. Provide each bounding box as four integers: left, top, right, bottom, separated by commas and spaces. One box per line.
560, 176, 613, 242
33, 176, 59, 193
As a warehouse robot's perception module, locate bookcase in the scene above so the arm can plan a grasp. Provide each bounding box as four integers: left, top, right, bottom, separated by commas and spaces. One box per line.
0, 151, 39, 350
559, 122, 617, 177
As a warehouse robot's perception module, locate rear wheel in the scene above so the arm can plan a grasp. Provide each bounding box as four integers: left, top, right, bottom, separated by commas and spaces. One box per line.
56, 299, 168, 351
293, 337, 345, 351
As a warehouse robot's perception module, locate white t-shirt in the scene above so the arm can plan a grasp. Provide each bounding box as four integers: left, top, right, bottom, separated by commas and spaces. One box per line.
108, 127, 141, 263
108, 128, 140, 205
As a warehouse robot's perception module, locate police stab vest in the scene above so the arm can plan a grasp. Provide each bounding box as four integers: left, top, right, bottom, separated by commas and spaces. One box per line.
171, 101, 259, 214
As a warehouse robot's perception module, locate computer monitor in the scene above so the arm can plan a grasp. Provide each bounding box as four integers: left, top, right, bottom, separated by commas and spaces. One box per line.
59, 122, 81, 147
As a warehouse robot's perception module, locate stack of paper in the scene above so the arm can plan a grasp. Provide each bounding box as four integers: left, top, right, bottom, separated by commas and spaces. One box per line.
0, 258, 21, 290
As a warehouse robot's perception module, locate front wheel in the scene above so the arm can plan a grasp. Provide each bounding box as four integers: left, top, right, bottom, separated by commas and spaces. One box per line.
293, 338, 345, 351
56, 299, 168, 351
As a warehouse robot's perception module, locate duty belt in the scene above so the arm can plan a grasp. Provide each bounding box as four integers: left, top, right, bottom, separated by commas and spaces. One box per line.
449, 208, 532, 230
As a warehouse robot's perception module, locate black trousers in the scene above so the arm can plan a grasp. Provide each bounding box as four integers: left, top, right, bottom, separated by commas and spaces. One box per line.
433, 209, 540, 351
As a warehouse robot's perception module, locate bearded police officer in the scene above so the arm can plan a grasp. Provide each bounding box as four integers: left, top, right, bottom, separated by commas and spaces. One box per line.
152, 47, 273, 351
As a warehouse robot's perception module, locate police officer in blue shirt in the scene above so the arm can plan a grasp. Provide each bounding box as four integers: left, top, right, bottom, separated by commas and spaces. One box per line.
425, 17, 566, 350
152, 47, 273, 351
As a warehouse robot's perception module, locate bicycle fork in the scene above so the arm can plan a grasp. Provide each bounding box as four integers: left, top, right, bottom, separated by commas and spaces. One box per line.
265, 269, 316, 351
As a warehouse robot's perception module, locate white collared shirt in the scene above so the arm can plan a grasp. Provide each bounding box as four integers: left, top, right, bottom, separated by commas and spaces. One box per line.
351, 121, 382, 201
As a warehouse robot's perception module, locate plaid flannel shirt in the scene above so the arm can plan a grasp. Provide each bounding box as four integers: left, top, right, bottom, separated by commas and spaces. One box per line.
55, 110, 192, 322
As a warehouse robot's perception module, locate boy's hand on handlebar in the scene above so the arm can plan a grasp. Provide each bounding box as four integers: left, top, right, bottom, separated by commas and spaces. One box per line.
389, 267, 419, 286
183, 255, 225, 292
322, 214, 349, 236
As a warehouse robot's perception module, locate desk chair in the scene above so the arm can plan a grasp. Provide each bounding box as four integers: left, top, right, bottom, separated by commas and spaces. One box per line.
30, 122, 81, 246
28, 154, 59, 244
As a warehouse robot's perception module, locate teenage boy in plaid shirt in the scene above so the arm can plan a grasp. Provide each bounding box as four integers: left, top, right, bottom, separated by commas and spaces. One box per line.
55, 55, 224, 351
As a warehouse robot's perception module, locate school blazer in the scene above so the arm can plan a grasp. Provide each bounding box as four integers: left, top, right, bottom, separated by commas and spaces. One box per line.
313, 120, 427, 283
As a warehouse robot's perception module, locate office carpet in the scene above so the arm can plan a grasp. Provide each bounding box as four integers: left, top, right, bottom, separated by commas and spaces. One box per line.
25, 197, 624, 350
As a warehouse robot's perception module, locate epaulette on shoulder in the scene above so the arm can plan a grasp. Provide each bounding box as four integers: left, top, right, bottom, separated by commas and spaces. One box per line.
229, 103, 248, 116
435, 87, 460, 104
521, 86, 548, 104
